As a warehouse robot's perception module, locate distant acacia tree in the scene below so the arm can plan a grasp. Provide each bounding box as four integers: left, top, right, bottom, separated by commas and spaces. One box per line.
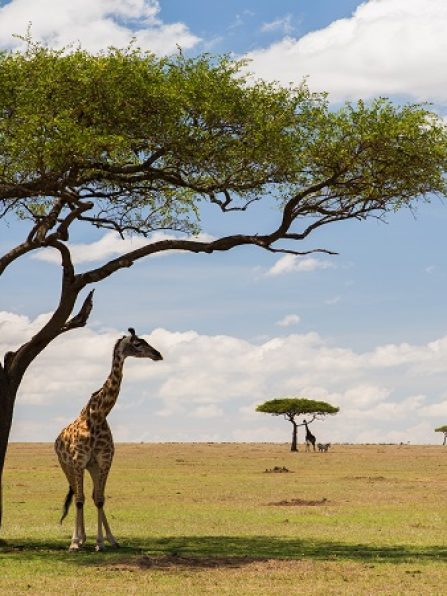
256, 398, 339, 451
435, 425, 447, 445
1, 39, 447, 529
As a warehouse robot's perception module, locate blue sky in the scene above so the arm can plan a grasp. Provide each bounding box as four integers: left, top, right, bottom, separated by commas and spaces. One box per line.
2, 0, 447, 445
158, 0, 364, 53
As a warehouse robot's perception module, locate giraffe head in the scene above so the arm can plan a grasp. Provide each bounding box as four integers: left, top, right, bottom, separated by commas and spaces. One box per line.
116, 328, 163, 361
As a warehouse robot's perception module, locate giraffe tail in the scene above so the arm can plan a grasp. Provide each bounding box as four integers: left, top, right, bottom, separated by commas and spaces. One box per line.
60, 486, 74, 524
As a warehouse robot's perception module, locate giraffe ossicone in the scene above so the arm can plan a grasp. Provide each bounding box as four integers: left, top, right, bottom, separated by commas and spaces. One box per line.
54, 328, 163, 552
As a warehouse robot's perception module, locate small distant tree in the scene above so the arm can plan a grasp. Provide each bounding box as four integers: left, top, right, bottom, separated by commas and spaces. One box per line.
256, 398, 339, 451
435, 425, 447, 445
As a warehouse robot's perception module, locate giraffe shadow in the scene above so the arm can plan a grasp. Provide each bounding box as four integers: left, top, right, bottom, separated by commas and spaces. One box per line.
1, 536, 447, 568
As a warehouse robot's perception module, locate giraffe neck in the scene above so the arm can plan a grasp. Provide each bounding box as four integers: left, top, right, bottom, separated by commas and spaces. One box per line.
84, 348, 125, 421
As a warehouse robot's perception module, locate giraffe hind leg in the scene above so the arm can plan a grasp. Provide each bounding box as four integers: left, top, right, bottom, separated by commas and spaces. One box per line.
88, 462, 119, 551
57, 460, 87, 550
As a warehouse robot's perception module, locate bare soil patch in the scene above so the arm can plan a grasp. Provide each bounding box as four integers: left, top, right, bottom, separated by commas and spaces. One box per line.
264, 466, 292, 473
107, 554, 259, 571
268, 497, 328, 506
346, 475, 387, 481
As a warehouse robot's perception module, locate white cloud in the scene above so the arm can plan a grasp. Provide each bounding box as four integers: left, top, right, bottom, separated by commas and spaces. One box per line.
355, 420, 432, 445
266, 254, 334, 276
229, 10, 255, 31
276, 314, 301, 327
190, 404, 224, 419
325, 296, 341, 305
260, 15, 294, 35
5, 310, 447, 444
0, 0, 200, 54
246, 0, 447, 102
420, 399, 447, 418
366, 338, 447, 372
33, 231, 215, 265
338, 384, 391, 409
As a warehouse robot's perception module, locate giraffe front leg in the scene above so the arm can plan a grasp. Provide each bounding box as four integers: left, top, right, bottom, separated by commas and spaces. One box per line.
90, 463, 119, 551
94, 506, 118, 551
100, 508, 119, 548
95, 504, 105, 552
79, 503, 87, 546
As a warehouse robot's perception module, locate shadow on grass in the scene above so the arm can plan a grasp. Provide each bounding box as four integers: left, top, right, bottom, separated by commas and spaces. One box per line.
1, 536, 447, 569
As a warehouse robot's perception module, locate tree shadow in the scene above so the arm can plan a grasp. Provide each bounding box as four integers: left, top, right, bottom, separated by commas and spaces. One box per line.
1, 535, 446, 569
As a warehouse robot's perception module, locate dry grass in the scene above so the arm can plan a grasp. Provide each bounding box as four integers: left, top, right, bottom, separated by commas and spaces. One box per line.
1, 442, 447, 594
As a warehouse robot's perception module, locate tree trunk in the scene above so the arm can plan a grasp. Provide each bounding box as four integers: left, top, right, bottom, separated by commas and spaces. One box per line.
0, 287, 91, 532
290, 421, 298, 452
0, 377, 16, 530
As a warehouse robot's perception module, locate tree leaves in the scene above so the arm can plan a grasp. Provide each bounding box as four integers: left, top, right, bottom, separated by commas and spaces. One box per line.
2, 42, 446, 240
256, 397, 339, 418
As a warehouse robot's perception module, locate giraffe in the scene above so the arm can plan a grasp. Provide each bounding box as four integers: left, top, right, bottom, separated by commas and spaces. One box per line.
303, 419, 316, 452
54, 328, 163, 552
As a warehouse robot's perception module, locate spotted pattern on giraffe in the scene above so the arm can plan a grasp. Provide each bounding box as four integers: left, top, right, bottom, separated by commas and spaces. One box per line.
54, 328, 163, 552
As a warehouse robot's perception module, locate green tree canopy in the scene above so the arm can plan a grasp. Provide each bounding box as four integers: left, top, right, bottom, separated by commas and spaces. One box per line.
435, 425, 447, 445
1, 41, 447, 243
256, 398, 339, 417
256, 398, 339, 451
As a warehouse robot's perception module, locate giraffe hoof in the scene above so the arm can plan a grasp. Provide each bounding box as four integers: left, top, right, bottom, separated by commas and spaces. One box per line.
69, 544, 80, 552
95, 544, 105, 552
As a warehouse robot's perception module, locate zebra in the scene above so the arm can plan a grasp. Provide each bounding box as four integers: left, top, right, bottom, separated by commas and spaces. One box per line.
317, 443, 331, 452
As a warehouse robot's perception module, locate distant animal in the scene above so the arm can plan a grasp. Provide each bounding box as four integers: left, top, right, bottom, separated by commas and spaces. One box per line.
54, 328, 163, 552
317, 443, 331, 452
303, 420, 316, 452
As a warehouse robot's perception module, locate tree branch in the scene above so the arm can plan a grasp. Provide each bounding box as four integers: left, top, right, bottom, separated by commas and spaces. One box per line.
43, 238, 75, 281
53, 199, 94, 241
296, 415, 317, 427
208, 190, 261, 212
7, 279, 82, 385
60, 290, 94, 333
5, 238, 85, 383
72, 177, 352, 290
27, 197, 65, 242
264, 246, 338, 256
0, 239, 40, 276
74, 234, 262, 288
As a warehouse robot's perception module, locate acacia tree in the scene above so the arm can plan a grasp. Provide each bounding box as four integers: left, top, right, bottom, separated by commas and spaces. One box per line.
1, 41, 447, 527
435, 425, 447, 445
256, 398, 339, 451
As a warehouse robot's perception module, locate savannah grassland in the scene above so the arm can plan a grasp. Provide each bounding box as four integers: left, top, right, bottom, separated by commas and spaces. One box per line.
1, 443, 447, 595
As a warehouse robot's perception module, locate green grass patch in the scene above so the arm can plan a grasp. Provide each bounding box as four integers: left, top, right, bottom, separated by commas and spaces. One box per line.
1, 443, 447, 594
